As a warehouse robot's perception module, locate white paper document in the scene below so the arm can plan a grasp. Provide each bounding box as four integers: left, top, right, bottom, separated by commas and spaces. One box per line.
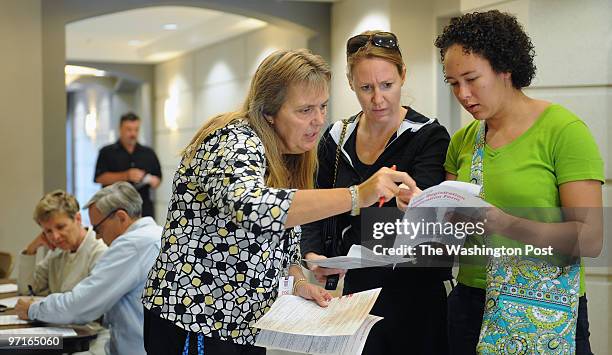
393, 181, 492, 250
407, 181, 490, 208
256, 314, 382, 355
0, 296, 43, 309
0, 315, 31, 325
0, 327, 77, 337
0, 284, 18, 294
305, 245, 412, 270
253, 288, 381, 336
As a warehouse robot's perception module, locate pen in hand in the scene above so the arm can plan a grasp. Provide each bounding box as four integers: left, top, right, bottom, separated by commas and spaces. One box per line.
378, 165, 397, 207
27, 285, 35, 298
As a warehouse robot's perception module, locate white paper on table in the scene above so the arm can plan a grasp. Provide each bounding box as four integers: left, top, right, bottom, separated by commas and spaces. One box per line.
0, 284, 18, 294
255, 314, 382, 355
0, 296, 43, 309
0, 315, 31, 325
253, 288, 381, 336
0, 327, 77, 337
304, 245, 413, 270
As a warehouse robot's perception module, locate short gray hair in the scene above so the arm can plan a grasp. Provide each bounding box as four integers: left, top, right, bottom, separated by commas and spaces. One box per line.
85, 182, 142, 218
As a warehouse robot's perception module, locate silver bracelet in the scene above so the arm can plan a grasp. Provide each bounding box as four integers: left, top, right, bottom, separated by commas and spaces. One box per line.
348, 185, 360, 216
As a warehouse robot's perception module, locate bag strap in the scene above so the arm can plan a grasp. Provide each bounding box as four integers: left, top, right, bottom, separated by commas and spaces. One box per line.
470, 121, 486, 198
331, 119, 349, 188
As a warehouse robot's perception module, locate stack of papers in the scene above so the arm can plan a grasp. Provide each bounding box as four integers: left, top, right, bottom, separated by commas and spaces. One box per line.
254, 288, 381, 354
0, 327, 77, 337
0, 315, 31, 326
0, 284, 18, 294
305, 245, 411, 270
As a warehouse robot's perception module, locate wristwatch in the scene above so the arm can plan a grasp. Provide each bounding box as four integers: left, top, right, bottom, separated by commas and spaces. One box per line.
348, 185, 360, 216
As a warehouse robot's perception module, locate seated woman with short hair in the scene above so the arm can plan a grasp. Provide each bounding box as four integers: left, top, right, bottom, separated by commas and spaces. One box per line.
18, 190, 107, 295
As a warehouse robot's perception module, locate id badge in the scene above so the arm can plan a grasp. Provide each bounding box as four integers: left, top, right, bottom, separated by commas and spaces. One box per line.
278, 276, 294, 296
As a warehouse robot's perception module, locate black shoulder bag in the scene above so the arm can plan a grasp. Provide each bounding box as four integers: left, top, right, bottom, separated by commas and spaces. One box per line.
322, 119, 349, 258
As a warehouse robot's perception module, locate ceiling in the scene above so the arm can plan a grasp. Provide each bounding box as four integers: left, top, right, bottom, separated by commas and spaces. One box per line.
66, 6, 267, 64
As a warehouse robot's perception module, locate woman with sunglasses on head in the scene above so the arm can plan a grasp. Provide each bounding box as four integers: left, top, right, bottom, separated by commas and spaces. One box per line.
428, 11, 602, 354
141, 49, 417, 355
301, 31, 451, 355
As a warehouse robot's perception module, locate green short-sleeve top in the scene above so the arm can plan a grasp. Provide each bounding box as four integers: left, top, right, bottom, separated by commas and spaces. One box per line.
444, 104, 604, 294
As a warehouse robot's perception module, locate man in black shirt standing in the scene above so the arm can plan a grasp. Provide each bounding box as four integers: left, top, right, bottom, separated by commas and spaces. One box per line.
94, 112, 162, 218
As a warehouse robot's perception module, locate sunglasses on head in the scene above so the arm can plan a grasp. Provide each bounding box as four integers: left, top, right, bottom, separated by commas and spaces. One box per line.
346, 32, 401, 56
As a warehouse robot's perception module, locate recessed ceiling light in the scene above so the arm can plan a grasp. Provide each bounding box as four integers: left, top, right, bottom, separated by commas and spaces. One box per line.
162, 23, 178, 30
128, 40, 143, 46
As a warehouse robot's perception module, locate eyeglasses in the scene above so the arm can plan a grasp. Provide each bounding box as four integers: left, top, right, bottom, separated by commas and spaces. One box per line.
346, 32, 401, 56
92, 209, 122, 234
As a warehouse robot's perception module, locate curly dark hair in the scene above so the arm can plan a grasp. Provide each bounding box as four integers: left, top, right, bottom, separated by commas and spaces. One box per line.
434, 10, 536, 89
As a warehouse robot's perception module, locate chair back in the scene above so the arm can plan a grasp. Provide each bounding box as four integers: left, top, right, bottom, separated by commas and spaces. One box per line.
0, 251, 14, 278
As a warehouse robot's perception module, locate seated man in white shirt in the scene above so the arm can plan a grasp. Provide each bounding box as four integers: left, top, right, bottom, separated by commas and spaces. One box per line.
16, 182, 162, 355
19, 190, 107, 295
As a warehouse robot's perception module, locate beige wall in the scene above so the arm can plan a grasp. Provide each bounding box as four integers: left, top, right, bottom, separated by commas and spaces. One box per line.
330, 0, 391, 122
41, 2, 67, 193
391, 0, 437, 118
0, 1, 44, 271
153, 25, 309, 223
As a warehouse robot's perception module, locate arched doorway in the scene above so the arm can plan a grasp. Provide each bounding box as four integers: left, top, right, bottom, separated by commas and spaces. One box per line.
62, 2, 329, 222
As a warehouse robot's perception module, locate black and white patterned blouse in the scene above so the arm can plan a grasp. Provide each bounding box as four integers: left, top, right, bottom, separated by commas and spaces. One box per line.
142, 120, 301, 345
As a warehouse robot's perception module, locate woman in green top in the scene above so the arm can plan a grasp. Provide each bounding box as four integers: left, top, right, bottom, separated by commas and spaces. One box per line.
398, 10, 603, 354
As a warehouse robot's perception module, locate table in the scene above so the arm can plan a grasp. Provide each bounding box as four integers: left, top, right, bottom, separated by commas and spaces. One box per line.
0, 280, 98, 354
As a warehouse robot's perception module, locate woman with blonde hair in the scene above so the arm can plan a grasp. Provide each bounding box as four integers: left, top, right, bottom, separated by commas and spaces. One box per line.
301, 31, 451, 354
142, 49, 417, 354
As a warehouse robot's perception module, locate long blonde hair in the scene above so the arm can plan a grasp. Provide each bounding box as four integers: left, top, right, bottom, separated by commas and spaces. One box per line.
182, 49, 331, 189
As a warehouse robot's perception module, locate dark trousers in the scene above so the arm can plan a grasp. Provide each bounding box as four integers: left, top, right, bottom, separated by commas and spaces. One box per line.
143, 307, 265, 355
447, 283, 593, 355
343, 271, 449, 355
